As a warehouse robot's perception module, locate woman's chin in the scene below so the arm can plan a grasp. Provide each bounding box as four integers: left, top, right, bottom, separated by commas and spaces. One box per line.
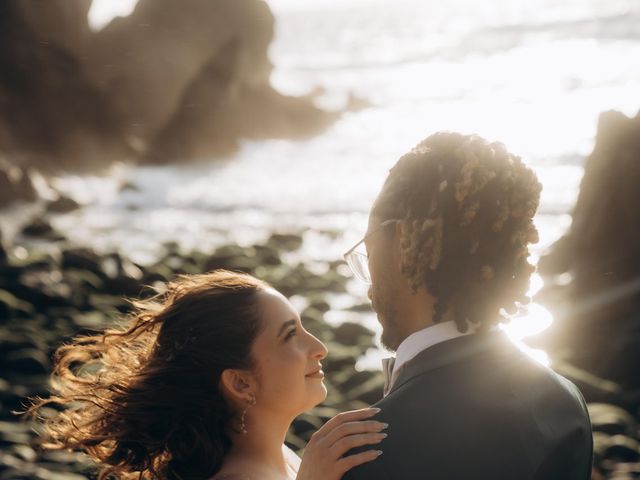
306, 385, 328, 409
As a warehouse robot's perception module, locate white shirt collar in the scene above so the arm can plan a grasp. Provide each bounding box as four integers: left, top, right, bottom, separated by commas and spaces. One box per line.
391, 320, 474, 378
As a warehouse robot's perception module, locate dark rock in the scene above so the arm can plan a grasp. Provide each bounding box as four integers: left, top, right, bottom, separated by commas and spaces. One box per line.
589, 403, 637, 437
289, 413, 324, 444
3, 348, 50, 375
46, 195, 80, 213
300, 306, 334, 343
0, 289, 35, 319
87, 293, 130, 315
267, 233, 304, 252
21, 218, 53, 237
536, 110, 640, 390
5, 280, 72, 312
344, 373, 385, 405
88, 0, 272, 140
0, 161, 38, 206
119, 180, 140, 192
62, 248, 103, 276
63, 268, 104, 294
103, 275, 142, 297
205, 245, 258, 273
307, 298, 331, 313
0, 1, 130, 170
333, 369, 378, 393
0, 228, 6, 265
346, 302, 373, 312
142, 265, 172, 286
8, 445, 36, 463
322, 344, 360, 373
253, 244, 281, 266
603, 434, 640, 463
333, 322, 376, 347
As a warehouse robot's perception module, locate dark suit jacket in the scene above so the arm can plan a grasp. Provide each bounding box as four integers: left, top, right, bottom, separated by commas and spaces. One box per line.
343, 332, 593, 480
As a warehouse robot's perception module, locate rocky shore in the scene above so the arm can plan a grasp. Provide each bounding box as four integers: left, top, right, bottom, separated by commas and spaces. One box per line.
0, 223, 383, 479
1, 219, 639, 478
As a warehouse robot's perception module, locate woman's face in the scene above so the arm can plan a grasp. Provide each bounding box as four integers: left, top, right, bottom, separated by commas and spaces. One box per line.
249, 288, 328, 416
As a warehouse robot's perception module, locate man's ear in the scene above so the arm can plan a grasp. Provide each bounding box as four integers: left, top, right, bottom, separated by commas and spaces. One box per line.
220, 369, 256, 404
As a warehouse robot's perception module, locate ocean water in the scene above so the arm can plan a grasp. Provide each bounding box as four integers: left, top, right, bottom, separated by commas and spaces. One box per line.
9, 0, 640, 367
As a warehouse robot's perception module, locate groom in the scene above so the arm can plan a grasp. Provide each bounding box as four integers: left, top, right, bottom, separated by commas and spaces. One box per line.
342, 132, 593, 479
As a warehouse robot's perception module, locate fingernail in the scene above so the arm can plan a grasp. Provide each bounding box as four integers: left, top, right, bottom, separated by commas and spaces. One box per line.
379, 422, 389, 430
375, 450, 383, 456
369, 407, 381, 413
379, 433, 388, 438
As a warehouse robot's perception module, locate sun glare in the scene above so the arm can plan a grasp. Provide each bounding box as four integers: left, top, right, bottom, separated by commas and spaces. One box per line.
499, 303, 553, 366
88, 0, 139, 31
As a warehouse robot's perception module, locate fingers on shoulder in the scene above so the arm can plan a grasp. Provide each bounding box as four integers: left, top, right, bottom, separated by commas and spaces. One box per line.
337, 449, 383, 474
331, 432, 387, 456
316, 408, 381, 436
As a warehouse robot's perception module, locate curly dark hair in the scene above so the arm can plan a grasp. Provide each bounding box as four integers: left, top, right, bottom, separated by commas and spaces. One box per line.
373, 132, 542, 333
25, 270, 269, 480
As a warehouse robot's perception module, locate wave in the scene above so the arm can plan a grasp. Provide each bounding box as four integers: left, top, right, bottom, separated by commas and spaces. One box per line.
278, 10, 640, 72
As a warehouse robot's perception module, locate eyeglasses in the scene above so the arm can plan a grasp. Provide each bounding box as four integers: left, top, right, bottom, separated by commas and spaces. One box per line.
343, 219, 400, 284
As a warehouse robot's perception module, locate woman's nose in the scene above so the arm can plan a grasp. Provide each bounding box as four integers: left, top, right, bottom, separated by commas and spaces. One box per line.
309, 333, 328, 360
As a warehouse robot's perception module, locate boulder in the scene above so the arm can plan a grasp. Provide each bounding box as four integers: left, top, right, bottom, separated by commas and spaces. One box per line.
21, 218, 53, 237
61, 248, 103, 276
46, 195, 80, 213
536, 110, 640, 389
3, 348, 50, 375
0, 1, 129, 169
0, 228, 6, 265
267, 233, 304, 252
0, 160, 38, 206
87, 0, 272, 139
334, 321, 376, 347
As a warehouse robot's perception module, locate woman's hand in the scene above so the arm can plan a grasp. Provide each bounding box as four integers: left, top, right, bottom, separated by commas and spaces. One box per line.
295, 407, 387, 480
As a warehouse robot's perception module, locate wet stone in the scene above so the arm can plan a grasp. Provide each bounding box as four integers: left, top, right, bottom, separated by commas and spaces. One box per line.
62, 249, 103, 276
589, 403, 637, 437
9, 444, 37, 462
4, 348, 51, 375
21, 218, 54, 237
333, 322, 376, 347
46, 195, 80, 214
604, 435, 640, 463
0, 289, 35, 318
267, 233, 304, 252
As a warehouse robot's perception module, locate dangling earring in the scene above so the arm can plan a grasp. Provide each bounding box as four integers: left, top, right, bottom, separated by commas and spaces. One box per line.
239, 395, 257, 435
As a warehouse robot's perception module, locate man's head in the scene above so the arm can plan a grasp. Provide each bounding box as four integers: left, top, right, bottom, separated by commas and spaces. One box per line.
366, 132, 542, 349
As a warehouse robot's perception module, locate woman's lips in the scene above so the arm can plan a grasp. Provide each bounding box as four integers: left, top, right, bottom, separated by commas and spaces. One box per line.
305, 368, 324, 379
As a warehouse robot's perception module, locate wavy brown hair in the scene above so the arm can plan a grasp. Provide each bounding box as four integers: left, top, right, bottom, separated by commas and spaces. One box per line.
26, 270, 269, 479
374, 132, 542, 332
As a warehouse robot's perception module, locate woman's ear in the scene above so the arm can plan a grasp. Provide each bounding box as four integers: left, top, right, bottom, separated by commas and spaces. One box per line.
220, 369, 256, 404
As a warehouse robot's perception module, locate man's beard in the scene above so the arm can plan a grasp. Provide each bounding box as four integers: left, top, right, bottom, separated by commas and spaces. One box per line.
371, 278, 403, 351
377, 302, 402, 351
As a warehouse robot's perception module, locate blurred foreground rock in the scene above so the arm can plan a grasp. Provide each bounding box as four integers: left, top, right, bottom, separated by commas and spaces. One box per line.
0, 0, 337, 174
534, 110, 640, 479
536, 110, 640, 390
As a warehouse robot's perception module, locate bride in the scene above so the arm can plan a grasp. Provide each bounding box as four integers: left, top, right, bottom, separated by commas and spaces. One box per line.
28, 270, 387, 479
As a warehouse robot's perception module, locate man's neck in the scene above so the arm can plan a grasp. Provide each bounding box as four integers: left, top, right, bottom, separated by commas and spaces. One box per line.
395, 288, 448, 345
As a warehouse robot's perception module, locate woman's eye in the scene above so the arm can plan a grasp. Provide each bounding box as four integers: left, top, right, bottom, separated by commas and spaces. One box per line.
285, 328, 297, 341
